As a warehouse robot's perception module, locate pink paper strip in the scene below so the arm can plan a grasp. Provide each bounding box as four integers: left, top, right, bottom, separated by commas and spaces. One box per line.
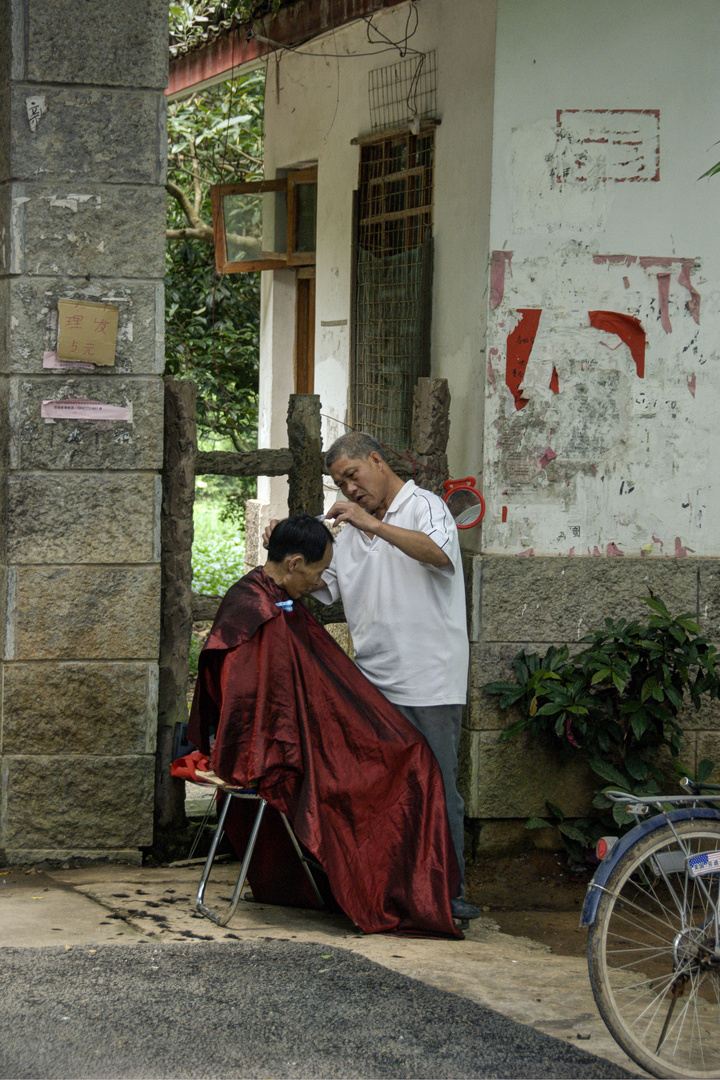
657, 273, 672, 333
43, 350, 95, 372
490, 251, 513, 310
41, 397, 132, 421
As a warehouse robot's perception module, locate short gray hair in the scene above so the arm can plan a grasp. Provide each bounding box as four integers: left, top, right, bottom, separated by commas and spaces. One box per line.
324, 431, 387, 471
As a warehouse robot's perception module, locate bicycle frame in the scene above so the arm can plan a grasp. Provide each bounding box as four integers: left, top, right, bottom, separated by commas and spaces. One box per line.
581, 805, 720, 927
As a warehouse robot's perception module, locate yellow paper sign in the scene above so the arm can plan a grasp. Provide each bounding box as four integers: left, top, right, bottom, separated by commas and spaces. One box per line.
57, 299, 119, 367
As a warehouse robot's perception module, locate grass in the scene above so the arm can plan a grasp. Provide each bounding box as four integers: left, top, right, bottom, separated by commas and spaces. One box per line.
192, 495, 246, 596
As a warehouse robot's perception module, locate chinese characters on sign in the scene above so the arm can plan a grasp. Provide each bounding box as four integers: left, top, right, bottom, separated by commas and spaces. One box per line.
56, 298, 119, 367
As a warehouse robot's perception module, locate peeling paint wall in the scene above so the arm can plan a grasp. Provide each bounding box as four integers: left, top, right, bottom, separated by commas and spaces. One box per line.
485, 0, 720, 558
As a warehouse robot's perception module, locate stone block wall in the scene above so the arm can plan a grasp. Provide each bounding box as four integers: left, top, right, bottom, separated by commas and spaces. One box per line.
0, 0, 167, 863
462, 554, 720, 854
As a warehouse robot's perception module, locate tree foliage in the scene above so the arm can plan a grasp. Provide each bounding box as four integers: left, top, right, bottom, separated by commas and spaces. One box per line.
166, 5, 265, 455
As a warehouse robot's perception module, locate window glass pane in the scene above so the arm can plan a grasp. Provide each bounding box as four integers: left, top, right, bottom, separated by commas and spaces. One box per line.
294, 182, 317, 254
222, 189, 286, 263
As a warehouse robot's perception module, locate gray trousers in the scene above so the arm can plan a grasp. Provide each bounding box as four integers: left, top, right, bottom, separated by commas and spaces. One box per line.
394, 703, 465, 896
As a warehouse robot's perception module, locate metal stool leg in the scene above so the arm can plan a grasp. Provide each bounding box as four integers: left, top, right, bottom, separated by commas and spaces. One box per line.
278, 812, 326, 907
196, 793, 267, 926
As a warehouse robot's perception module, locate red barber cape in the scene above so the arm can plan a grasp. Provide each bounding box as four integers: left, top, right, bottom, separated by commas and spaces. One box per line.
188, 566, 461, 938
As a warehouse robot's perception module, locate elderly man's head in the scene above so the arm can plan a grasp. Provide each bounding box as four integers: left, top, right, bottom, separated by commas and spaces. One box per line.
324, 432, 397, 518
265, 514, 333, 599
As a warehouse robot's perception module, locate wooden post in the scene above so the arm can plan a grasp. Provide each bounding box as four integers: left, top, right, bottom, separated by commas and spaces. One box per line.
410, 377, 450, 495
287, 393, 323, 516
156, 377, 197, 837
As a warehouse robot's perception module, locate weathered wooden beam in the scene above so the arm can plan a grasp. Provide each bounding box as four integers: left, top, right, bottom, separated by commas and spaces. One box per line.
303, 596, 346, 625
409, 377, 450, 496
195, 448, 293, 477
157, 377, 197, 834
287, 394, 323, 516
192, 592, 222, 622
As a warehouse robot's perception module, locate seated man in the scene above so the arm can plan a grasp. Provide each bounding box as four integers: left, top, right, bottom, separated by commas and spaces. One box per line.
188, 514, 462, 938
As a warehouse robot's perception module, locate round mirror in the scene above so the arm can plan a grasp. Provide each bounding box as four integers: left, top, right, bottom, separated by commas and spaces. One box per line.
443, 477, 486, 530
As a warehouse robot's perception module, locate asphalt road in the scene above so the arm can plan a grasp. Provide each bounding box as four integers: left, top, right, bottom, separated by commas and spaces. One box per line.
0, 939, 638, 1079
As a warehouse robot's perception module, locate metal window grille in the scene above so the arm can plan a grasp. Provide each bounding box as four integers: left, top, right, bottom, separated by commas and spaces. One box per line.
369, 51, 437, 132
352, 130, 435, 449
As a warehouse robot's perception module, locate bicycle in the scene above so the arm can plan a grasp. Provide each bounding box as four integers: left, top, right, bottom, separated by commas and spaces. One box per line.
582, 778, 720, 1078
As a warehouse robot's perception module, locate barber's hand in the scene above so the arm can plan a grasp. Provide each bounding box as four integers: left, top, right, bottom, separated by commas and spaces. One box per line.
262, 518, 280, 550
324, 501, 380, 533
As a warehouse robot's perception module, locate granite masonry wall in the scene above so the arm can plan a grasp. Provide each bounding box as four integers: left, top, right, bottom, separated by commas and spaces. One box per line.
462, 554, 720, 853
0, 0, 168, 862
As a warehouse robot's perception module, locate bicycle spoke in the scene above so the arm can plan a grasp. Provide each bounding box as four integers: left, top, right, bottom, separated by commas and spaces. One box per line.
588, 821, 720, 1077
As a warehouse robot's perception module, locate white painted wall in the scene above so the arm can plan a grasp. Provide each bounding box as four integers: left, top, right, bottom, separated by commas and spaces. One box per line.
256, 0, 496, 525
484, 0, 720, 557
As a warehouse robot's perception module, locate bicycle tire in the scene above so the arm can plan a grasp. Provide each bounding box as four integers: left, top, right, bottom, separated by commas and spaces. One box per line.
588, 819, 720, 1078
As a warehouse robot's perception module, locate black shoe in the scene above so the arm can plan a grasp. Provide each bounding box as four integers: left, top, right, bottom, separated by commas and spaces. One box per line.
451, 897, 481, 920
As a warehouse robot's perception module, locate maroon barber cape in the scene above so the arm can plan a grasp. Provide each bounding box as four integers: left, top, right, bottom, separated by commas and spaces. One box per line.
188, 565, 461, 939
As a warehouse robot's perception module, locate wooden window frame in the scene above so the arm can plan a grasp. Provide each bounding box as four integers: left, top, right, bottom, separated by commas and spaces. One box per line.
211, 169, 317, 274
287, 166, 317, 268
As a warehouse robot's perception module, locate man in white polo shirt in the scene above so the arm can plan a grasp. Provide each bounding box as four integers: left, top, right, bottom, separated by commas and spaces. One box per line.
316, 431, 478, 921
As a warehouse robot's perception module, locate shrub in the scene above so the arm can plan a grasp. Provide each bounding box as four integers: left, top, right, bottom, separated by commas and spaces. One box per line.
192, 496, 245, 596
483, 596, 720, 860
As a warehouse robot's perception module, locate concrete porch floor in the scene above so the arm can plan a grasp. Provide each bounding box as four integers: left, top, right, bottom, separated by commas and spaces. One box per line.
0, 855, 644, 1077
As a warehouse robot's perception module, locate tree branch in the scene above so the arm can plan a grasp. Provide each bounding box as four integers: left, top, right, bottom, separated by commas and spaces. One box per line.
166, 181, 204, 229
166, 225, 214, 242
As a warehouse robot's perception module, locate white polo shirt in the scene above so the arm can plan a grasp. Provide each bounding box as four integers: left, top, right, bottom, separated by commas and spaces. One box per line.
314, 481, 469, 707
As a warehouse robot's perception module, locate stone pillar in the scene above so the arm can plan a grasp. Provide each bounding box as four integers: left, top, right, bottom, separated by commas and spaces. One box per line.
0, 0, 168, 863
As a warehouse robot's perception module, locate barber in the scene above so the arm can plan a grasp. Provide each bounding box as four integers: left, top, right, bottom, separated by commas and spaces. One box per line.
266, 431, 478, 921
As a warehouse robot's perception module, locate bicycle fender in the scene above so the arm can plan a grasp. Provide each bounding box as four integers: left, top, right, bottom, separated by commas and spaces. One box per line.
580, 807, 720, 928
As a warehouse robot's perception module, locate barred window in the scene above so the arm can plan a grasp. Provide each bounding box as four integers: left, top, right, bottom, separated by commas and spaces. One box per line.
352, 127, 435, 450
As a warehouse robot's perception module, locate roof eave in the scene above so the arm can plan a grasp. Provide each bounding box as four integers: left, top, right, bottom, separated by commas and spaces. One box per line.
167, 0, 412, 99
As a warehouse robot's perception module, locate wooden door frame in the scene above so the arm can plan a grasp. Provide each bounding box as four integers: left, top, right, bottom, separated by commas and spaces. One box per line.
294, 266, 316, 394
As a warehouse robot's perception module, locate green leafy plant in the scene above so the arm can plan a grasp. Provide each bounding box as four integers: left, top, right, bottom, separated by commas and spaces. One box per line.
484, 596, 720, 859
165, 67, 264, 453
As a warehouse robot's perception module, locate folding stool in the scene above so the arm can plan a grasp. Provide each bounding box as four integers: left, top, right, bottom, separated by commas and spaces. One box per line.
192, 780, 326, 926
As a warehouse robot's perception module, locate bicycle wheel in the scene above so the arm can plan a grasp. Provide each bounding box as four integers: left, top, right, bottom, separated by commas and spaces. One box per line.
588, 819, 720, 1078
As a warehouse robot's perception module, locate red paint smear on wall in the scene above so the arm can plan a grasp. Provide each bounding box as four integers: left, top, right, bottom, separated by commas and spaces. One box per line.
606, 543, 624, 557
539, 447, 557, 469
657, 273, 672, 333
501, 506, 508, 522
675, 537, 688, 558
490, 251, 514, 310
588, 311, 646, 378
593, 254, 638, 267
594, 255, 700, 324
506, 309, 542, 410
639, 257, 701, 324
549, 366, 560, 394
687, 373, 696, 398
